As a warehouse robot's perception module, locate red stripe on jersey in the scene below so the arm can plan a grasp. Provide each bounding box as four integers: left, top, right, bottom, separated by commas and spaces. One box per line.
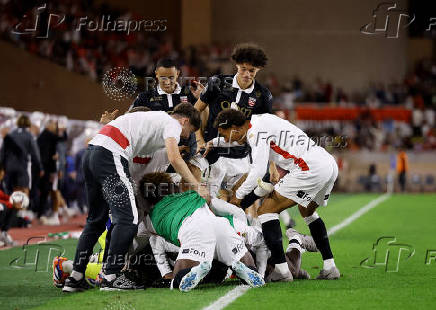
269, 141, 309, 171
132, 156, 151, 165
98, 125, 130, 149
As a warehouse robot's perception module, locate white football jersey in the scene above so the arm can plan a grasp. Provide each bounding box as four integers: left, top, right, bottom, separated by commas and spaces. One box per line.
236, 113, 329, 199
89, 111, 181, 160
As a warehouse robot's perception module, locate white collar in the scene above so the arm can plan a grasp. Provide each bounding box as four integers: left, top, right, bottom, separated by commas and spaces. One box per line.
232, 74, 255, 93
157, 83, 182, 95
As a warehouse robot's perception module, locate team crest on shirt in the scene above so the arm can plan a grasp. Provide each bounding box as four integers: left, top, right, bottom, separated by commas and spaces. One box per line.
248, 97, 256, 107
180, 96, 188, 103
255, 90, 262, 98
150, 96, 163, 102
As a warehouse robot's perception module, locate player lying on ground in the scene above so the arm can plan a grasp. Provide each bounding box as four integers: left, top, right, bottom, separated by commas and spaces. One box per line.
63, 104, 210, 292
212, 109, 340, 281
140, 172, 265, 292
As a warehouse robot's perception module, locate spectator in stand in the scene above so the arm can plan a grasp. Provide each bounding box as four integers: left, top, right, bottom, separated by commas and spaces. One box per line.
37, 119, 66, 225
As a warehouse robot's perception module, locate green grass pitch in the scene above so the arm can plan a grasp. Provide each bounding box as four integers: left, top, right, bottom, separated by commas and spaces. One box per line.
1, 193, 435, 310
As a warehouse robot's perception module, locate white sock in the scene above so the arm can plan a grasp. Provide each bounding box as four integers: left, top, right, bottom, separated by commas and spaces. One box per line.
71, 270, 83, 281
324, 258, 336, 270
258, 213, 280, 224
63, 260, 73, 274
303, 212, 319, 225
275, 262, 290, 275
280, 210, 291, 226
104, 273, 117, 281
286, 235, 303, 253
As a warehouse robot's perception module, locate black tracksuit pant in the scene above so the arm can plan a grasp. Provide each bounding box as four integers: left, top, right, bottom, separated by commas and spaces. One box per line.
73, 145, 138, 275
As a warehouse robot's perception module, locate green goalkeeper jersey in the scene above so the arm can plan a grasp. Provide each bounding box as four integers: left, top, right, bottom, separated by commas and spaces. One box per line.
150, 190, 206, 246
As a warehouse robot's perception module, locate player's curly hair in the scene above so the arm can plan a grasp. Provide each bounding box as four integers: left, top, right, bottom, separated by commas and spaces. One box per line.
213, 109, 246, 129
173, 103, 201, 131
140, 172, 180, 205
231, 43, 268, 68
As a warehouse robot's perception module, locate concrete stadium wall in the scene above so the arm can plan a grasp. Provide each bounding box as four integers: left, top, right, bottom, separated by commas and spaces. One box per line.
338, 151, 436, 192
0, 41, 129, 120
211, 0, 409, 94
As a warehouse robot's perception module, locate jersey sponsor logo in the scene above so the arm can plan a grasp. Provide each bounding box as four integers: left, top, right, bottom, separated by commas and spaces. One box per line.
220, 100, 232, 109
181, 248, 206, 258
230, 102, 239, 110
248, 97, 256, 107
150, 96, 163, 102
296, 190, 311, 201
232, 241, 245, 255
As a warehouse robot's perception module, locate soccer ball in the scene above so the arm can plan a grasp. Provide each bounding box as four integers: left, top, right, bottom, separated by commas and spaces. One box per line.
9, 191, 29, 209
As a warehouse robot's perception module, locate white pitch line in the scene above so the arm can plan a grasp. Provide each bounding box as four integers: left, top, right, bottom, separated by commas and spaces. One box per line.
202, 285, 250, 310
203, 193, 391, 310
327, 193, 391, 236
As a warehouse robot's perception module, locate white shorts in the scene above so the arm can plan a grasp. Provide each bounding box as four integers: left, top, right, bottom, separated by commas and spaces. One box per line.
189, 154, 210, 173
212, 216, 247, 266
233, 218, 264, 249
177, 206, 216, 263
275, 148, 338, 208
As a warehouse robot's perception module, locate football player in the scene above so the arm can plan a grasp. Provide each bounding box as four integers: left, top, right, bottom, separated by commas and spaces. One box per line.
213, 109, 340, 281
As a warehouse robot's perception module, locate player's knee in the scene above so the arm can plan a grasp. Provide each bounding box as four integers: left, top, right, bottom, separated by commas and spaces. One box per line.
82, 220, 107, 236
113, 222, 138, 240
299, 202, 318, 218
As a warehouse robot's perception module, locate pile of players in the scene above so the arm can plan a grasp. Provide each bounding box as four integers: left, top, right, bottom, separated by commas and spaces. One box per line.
55, 43, 340, 293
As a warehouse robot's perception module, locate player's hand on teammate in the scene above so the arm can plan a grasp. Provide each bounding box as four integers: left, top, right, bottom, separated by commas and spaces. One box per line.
190, 80, 205, 99
100, 109, 119, 124
201, 140, 214, 157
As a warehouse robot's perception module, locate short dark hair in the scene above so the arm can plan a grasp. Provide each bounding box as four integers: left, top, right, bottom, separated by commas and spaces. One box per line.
16, 115, 31, 128
140, 172, 179, 205
173, 103, 201, 131
214, 109, 246, 129
231, 43, 268, 68
155, 58, 179, 70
